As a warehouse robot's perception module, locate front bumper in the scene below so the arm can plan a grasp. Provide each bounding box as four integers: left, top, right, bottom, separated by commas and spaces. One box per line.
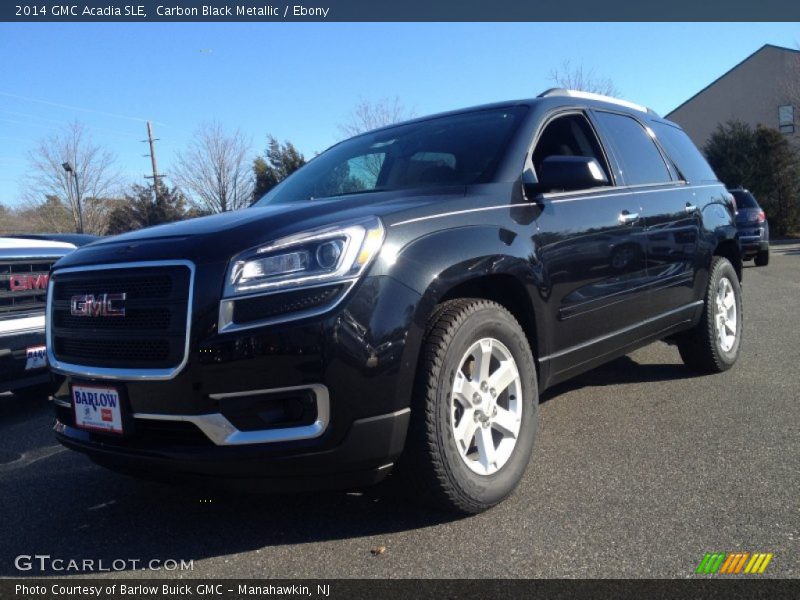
0, 327, 51, 393
51, 271, 423, 490
54, 406, 410, 491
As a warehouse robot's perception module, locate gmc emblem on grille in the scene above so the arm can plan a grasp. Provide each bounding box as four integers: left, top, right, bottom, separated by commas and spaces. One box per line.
70, 293, 127, 317
9, 274, 49, 291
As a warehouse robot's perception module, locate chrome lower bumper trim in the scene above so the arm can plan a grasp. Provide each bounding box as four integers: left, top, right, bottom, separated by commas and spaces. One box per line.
57, 384, 330, 446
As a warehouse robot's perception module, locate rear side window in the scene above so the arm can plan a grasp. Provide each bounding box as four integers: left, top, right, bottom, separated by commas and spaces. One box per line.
593, 111, 671, 186
650, 121, 718, 183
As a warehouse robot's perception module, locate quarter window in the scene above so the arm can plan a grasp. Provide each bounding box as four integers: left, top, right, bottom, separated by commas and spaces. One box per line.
594, 111, 672, 186
650, 121, 717, 182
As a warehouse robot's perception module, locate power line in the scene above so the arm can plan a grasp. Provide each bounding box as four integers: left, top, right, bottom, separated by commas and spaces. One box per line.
0, 90, 163, 125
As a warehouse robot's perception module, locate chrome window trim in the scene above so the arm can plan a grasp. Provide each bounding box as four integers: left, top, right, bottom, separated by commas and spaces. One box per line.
391, 184, 725, 226
218, 279, 357, 334
46, 259, 195, 381
543, 183, 720, 203
136, 384, 330, 445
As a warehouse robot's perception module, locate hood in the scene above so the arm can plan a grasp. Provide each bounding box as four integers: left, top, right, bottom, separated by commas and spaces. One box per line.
0, 237, 76, 251
0, 237, 76, 261
54, 187, 466, 269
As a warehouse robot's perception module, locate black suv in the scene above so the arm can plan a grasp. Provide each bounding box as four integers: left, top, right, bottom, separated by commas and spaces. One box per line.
49, 90, 742, 513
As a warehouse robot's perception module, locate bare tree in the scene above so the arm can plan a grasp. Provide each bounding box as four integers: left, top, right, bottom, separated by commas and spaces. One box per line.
549, 60, 620, 97
338, 97, 415, 138
172, 122, 254, 213
22, 121, 120, 234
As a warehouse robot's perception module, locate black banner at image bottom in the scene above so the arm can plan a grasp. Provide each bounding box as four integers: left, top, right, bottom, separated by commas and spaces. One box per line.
3, 579, 799, 600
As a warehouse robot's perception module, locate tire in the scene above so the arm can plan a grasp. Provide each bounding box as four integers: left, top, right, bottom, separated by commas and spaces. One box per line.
755, 249, 769, 267
399, 298, 538, 514
677, 257, 742, 373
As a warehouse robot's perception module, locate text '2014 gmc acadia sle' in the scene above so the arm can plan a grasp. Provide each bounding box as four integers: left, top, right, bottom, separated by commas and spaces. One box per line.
50, 90, 743, 513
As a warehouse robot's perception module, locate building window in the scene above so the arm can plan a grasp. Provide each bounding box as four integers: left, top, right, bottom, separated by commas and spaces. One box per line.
778, 105, 794, 134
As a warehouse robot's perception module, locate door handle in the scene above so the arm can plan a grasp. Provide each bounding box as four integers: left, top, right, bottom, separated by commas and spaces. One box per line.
618, 211, 639, 224
685, 203, 698, 213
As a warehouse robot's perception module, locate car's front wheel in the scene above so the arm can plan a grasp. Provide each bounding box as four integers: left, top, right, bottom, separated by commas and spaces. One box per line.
400, 299, 538, 514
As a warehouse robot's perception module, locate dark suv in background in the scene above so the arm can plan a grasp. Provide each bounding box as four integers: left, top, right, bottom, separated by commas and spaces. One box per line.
730, 188, 770, 266
48, 90, 742, 513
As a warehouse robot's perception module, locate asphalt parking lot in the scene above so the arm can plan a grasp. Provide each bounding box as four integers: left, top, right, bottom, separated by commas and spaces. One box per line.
1, 244, 798, 579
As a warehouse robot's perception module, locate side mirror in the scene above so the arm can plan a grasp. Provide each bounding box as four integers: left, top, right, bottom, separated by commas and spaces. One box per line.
536, 156, 609, 193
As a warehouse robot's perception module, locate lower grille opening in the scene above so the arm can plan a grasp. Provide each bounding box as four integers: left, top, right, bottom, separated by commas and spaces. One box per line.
55, 338, 171, 363
55, 404, 213, 447
232, 284, 344, 325
219, 389, 318, 432
130, 419, 214, 447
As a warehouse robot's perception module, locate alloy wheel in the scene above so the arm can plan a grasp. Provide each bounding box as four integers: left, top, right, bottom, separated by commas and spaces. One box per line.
450, 338, 523, 475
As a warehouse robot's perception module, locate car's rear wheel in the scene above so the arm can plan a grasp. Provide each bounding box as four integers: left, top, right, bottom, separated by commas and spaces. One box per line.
677, 257, 742, 373
755, 248, 769, 267
400, 299, 538, 514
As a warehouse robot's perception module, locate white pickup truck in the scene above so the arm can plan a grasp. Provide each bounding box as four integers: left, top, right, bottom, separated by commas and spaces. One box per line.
0, 237, 76, 398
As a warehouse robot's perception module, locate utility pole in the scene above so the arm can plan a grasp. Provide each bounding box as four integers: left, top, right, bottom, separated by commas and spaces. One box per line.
61, 161, 83, 234
142, 121, 165, 201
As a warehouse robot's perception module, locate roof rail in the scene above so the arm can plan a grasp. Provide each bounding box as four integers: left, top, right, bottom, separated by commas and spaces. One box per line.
537, 88, 658, 116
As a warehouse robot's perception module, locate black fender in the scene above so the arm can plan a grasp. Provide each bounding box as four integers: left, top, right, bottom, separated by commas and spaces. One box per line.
376, 225, 548, 394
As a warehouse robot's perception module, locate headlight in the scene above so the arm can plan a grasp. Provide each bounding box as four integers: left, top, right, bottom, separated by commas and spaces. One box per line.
226, 217, 385, 296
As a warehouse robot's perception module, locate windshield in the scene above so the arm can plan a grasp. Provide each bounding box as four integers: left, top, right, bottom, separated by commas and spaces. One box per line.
254, 106, 528, 205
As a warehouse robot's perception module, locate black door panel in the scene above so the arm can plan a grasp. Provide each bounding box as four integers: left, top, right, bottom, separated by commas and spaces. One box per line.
535, 189, 648, 359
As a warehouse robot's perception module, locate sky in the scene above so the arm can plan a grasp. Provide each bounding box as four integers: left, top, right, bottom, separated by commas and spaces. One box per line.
0, 22, 798, 205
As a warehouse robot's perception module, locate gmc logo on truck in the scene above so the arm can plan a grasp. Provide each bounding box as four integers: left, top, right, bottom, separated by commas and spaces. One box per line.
8, 274, 49, 291
70, 293, 127, 317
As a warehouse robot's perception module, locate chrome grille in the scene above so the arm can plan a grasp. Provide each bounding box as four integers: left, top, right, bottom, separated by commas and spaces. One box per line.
49, 263, 192, 373
0, 260, 55, 317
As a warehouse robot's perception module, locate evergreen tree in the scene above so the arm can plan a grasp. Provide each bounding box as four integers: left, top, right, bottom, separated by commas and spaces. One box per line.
253, 136, 306, 201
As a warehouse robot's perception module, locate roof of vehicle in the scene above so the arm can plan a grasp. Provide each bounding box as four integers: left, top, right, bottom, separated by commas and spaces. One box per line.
345, 89, 665, 141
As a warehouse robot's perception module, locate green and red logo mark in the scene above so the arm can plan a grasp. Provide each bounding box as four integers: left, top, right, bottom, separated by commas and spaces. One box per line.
696, 552, 773, 574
